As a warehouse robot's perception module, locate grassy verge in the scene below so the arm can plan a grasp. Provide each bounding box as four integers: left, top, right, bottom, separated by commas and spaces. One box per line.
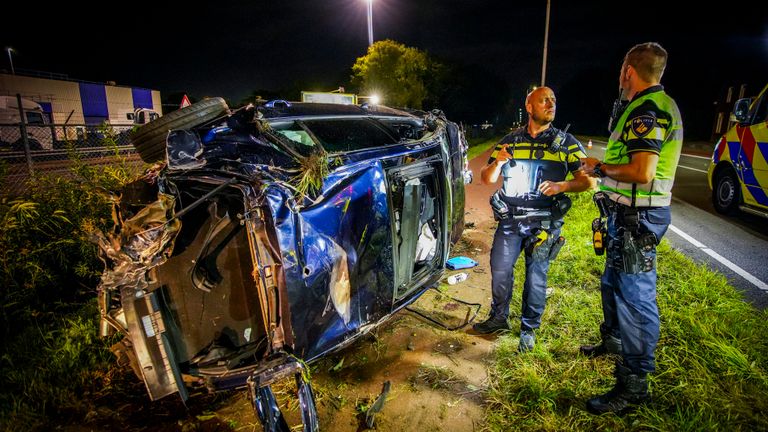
467, 136, 500, 162
485, 192, 768, 431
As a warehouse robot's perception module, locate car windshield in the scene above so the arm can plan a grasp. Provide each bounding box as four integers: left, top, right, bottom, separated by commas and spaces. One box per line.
271, 118, 401, 154
26, 111, 45, 124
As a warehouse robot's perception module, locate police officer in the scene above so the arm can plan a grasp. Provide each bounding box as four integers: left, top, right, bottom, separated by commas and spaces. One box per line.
580, 42, 683, 414
473, 86, 594, 353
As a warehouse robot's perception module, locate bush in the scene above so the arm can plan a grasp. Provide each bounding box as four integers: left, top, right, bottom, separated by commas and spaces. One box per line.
0, 133, 146, 429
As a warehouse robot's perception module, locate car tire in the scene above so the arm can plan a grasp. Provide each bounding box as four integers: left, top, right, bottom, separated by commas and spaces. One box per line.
131, 97, 229, 163
712, 167, 741, 215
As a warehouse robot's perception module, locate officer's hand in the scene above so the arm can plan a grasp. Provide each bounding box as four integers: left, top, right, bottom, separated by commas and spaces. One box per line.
579, 157, 600, 177
539, 180, 564, 196
496, 144, 512, 162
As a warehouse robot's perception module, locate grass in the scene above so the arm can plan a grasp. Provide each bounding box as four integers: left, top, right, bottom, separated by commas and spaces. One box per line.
467, 136, 500, 162
484, 192, 768, 431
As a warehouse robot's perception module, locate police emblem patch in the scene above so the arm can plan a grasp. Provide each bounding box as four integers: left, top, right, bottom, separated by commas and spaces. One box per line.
534, 148, 545, 159
631, 116, 656, 138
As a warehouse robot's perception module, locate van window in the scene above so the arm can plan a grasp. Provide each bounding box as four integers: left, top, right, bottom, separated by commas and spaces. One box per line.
753, 93, 768, 124
26, 111, 45, 125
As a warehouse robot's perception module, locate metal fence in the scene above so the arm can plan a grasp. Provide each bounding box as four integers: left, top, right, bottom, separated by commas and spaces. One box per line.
0, 123, 147, 196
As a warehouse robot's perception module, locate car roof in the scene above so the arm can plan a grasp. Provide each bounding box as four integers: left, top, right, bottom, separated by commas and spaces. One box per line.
257, 102, 419, 120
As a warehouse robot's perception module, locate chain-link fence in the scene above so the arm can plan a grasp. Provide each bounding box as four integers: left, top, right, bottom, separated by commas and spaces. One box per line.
0, 123, 148, 196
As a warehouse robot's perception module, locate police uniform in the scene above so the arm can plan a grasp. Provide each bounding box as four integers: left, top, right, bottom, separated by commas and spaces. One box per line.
487, 126, 586, 331
598, 85, 683, 374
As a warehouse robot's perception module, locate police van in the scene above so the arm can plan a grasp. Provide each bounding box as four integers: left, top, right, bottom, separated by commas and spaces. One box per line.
708, 84, 768, 218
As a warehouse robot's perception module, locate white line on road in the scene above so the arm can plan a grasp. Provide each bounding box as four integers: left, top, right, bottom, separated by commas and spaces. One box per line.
681, 153, 711, 160
668, 224, 768, 292
677, 165, 707, 173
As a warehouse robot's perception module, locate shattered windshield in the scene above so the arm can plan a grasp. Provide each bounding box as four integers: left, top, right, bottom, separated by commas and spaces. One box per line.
270, 118, 399, 154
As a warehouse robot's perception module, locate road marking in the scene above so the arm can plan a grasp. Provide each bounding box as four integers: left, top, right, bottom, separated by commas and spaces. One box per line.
668, 224, 768, 292
681, 153, 711, 160
678, 165, 707, 173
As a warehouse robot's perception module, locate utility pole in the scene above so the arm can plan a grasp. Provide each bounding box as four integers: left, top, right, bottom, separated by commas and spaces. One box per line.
541, 0, 550, 87
6, 47, 15, 75
366, 0, 374, 47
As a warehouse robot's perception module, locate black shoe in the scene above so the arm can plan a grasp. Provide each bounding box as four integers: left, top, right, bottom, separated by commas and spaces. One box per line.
472, 316, 510, 334
587, 363, 651, 415
580, 334, 622, 358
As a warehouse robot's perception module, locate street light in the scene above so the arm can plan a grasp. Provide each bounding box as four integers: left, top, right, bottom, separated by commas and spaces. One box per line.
365, 0, 374, 47
540, 0, 550, 86
5, 47, 14, 75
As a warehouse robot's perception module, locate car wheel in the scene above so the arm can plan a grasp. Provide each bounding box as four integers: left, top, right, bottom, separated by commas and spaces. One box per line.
712, 167, 741, 215
132, 97, 229, 163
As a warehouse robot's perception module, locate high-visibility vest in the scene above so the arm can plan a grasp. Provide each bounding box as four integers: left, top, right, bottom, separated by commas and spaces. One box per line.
601, 87, 683, 207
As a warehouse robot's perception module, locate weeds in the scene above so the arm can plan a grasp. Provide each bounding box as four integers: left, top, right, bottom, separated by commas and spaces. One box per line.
0, 134, 145, 430
292, 151, 330, 200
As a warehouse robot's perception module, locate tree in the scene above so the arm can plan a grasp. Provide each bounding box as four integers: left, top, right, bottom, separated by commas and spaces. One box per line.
351, 40, 437, 109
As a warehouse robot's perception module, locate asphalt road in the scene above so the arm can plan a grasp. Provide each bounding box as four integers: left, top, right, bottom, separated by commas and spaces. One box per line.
587, 139, 768, 309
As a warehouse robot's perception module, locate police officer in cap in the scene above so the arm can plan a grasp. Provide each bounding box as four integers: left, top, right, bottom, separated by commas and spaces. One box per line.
473, 86, 594, 353
580, 42, 683, 414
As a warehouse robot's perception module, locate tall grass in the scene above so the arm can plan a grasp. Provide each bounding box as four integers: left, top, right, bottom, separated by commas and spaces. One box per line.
485, 193, 768, 431
0, 135, 145, 430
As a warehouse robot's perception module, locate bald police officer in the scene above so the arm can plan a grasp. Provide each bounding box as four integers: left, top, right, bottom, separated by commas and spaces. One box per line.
580, 42, 683, 414
473, 86, 594, 352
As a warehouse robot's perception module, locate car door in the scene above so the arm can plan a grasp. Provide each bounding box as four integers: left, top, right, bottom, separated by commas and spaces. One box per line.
737, 86, 768, 208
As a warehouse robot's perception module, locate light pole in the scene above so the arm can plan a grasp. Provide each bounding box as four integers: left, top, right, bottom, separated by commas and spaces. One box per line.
5, 47, 14, 75
365, 0, 374, 47
540, 0, 550, 86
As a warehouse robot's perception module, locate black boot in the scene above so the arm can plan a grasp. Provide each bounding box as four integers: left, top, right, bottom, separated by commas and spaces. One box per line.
472, 315, 510, 334
580, 326, 622, 357
587, 362, 651, 415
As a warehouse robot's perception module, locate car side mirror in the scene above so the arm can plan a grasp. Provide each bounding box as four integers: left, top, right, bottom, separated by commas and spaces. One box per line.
731, 98, 753, 124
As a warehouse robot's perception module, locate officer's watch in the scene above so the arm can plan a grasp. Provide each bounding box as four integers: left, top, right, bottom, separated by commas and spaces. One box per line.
594, 162, 606, 178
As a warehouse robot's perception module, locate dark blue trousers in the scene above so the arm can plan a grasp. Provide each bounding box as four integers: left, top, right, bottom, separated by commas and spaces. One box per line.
490, 220, 560, 331
600, 206, 670, 374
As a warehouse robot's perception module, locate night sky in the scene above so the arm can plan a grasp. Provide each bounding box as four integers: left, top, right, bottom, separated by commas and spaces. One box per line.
2, 1, 767, 139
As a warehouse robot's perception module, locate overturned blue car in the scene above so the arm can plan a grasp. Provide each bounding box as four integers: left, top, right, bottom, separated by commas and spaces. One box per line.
94, 97, 472, 431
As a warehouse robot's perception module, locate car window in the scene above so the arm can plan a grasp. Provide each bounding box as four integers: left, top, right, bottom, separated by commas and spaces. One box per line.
271, 121, 316, 147
302, 119, 398, 153
26, 111, 45, 125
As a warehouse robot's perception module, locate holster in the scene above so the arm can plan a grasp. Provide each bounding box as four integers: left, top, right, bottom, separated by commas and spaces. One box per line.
526, 231, 565, 262
620, 230, 657, 274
